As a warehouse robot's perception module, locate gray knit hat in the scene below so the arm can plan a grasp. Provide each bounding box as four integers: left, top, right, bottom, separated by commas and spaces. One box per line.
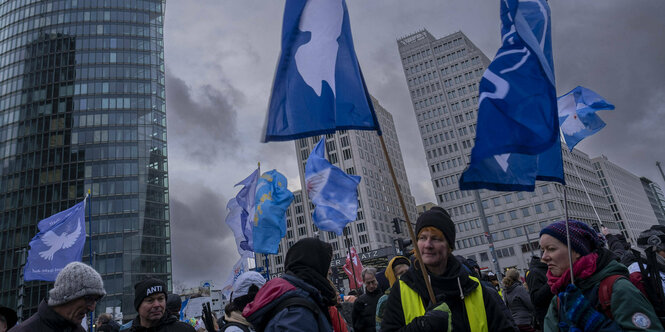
48, 262, 106, 306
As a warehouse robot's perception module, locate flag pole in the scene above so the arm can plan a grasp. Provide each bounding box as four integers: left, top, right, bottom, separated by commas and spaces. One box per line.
17, 247, 27, 323
563, 186, 575, 285
87, 190, 95, 330
344, 232, 360, 292
378, 134, 436, 305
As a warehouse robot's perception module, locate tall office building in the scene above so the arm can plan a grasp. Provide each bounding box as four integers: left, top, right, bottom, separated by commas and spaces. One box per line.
593, 156, 659, 241
257, 97, 418, 277
397, 29, 614, 271
0, 0, 170, 319
640, 177, 665, 226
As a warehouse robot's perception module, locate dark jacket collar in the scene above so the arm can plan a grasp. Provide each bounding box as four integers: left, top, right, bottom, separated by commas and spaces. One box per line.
402, 255, 479, 305
130, 313, 176, 331
37, 299, 83, 331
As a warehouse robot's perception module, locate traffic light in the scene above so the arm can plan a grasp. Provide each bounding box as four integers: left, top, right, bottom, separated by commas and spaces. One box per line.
397, 238, 412, 256
392, 218, 402, 234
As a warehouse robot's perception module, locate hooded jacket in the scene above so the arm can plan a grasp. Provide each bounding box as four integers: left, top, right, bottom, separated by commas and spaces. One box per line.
243, 273, 332, 332
526, 256, 552, 329
9, 300, 85, 332
352, 287, 382, 332
503, 280, 534, 326
379, 256, 515, 332
544, 248, 663, 331
128, 313, 196, 332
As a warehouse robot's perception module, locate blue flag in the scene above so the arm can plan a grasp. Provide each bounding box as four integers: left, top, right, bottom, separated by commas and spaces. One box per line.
460, 0, 563, 191
262, 0, 381, 142
459, 135, 564, 191
226, 167, 260, 255
305, 137, 361, 235
558, 86, 614, 151
253, 170, 294, 254
24, 199, 87, 281
179, 297, 189, 321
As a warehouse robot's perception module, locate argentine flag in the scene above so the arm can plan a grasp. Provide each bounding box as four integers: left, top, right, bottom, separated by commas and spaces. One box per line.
558, 86, 614, 151
305, 137, 361, 235
262, 0, 381, 142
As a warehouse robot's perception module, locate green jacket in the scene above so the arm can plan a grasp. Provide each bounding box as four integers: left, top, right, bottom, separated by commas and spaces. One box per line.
544, 255, 663, 331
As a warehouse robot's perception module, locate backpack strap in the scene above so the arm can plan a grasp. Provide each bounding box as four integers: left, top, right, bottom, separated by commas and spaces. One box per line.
598, 274, 624, 320
221, 321, 251, 332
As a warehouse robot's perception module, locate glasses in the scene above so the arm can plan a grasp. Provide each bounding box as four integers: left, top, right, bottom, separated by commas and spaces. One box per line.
83, 295, 103, 306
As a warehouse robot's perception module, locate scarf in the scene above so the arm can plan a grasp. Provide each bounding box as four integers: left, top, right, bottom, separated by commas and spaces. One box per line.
284, 238, 337, 307
224, 311, 251, 328
547, 252, 598, 294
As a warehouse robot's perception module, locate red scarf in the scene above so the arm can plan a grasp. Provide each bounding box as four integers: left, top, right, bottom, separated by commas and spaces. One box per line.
546, 253, 598, 294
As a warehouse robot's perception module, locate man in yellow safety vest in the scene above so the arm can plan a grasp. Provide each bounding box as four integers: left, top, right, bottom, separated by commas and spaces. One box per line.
379, 207, 516, 332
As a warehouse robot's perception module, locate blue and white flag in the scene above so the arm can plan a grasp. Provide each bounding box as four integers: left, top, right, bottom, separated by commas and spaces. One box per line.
558, 86, 614, 151
460, 0, 563, 191
459, 135, 564, 191
25, 199, 87, 281
179, 297, 189, 321
221, 257, 249, 300
226, 167, 260, 255
262, 0, 381, 142
305, 137, 360, 235
253, 170, 294, 254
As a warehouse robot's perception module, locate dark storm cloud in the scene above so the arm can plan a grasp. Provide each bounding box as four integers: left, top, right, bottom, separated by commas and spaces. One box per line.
169, 180, 238, 288
166, 72, 244, 163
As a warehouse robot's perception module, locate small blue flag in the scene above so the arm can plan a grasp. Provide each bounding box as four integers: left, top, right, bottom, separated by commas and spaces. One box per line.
253, 170, 294, 254
24, 199, 87, 281
558, 86, 614, 151
305, 137, 361, 235
179, 297, 189, 321
262, 0, 381, 142
221, 257, 249, 299
460, 0, 563, 191
226, 167, 260, 255
459, 135, 564, 191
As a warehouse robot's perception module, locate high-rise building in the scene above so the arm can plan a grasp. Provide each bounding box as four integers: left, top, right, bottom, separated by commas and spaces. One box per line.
397, 29, 615, 271
257, 97, 418, 278
0, 0, 170, 319
640, 177, 665, 226
593, 156, 659, 241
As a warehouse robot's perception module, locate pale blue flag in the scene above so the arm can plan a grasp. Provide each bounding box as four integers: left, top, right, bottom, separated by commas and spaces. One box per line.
225, 167, 260, 255
305, 137, 360, 235
253, 170, 294, 254
221, 257, 249, 300
24, 199, 86, 281
558, 86, 615, 151
262, 0, 381, 142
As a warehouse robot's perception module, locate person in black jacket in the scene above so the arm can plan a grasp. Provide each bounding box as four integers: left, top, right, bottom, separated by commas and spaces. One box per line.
525, 255, 552, 331
352, 267, 382, 332
379, 207, 515, 332
129, 278, 195, 332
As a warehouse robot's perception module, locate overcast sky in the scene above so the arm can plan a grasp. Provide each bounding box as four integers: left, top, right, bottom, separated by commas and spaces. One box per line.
163, 1, 665, 288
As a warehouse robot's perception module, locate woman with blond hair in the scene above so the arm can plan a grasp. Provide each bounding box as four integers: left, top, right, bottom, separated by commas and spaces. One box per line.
503, 268, 535, 332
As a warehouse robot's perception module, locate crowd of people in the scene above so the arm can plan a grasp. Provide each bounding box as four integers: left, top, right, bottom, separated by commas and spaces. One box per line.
5, 207, 665, 331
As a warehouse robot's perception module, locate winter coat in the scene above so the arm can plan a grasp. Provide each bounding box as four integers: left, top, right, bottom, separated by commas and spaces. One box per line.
8, 300, 85, 332
329, 305, 349, 332
340, 302, 354, 331
379, 256, 516, 332
128, 313, 196, 332
526, 257, 552, 329
503, 281, 535, 326
352, 288, 382, 332
243, 273, 333, 332
544, 249, 664, 331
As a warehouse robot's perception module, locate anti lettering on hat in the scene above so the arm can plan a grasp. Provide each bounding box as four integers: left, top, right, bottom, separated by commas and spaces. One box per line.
146, 285, 163, 296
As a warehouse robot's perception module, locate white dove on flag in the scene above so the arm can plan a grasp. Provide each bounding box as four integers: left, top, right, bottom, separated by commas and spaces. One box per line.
557, 93, 586, 136
39, 217, 82, 261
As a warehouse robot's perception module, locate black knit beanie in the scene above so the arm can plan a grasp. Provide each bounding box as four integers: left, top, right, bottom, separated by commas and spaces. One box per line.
415, 207, 456, 249
134, 278, 166, 310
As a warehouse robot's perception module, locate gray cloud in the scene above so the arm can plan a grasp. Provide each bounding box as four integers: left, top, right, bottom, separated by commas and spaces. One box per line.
169, 180, 237, 288
166, 72, 243, 163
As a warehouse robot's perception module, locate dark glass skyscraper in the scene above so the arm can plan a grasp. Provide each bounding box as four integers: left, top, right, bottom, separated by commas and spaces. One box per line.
0, 0, 170, 320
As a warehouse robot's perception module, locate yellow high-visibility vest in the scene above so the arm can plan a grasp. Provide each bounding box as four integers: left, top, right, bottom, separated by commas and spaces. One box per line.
399, 276, 488, 332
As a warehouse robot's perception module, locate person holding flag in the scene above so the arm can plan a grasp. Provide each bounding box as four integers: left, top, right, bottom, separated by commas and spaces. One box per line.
380, 207, 514, 332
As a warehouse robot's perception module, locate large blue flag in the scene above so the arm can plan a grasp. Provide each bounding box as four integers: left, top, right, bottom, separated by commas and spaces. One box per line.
305, 137, 361, 235
226, 167, 260, 255
262, 0, 381, 142
460, 0, 563, 191
253, 170, 294, 254
459, 135, 564, 191
25, 199, 87, 281
558, 86, 614, 151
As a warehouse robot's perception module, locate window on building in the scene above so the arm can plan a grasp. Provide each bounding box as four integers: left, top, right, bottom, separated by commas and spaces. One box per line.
522, 207, 530, 217
480, 252, 489, 262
